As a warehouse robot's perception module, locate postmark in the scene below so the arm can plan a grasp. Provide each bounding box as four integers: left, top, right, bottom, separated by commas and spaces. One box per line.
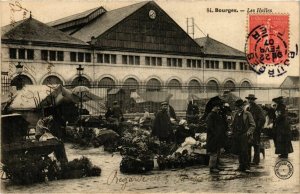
245, 14, 289, 77
274, 159, 294, 180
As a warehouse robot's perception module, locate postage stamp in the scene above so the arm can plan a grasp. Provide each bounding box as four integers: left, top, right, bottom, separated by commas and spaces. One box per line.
245, 14, 289, 77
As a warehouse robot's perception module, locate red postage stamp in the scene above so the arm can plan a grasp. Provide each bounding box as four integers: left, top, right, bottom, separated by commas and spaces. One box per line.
246, 14, 289, 77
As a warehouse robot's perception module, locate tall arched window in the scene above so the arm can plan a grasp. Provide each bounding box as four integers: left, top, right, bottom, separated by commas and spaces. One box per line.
224, 80, 236, 91
98, 77, 115, 88
188, 79, 202, 93
206, 80, 219, 92
71, 77, 91, 87
42, 75, 63, 85
167, 79, 181, 89
11, 75, 33, 90
123, 78, 139, 90
146, 78, 161, 91
241, 81, 252, 89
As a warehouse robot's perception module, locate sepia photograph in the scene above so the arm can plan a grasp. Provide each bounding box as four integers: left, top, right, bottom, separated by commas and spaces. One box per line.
0, 0, 299, 193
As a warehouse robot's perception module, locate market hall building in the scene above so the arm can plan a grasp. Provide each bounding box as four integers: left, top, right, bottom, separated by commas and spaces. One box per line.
1, 1, 256, 94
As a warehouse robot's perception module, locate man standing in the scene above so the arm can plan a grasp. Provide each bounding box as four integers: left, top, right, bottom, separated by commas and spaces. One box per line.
152, 101, 173, 142
272, 96, 293, 158
232, 99, 256, 172
206, 99, 224, 173
246, 94, 265, 165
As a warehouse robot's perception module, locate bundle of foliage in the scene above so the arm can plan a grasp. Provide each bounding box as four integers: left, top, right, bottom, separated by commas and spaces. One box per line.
3, 154, 59, 185
157, 151, 209, 170
60, 156, 101, 179
3, 154, 101, 185
119, 127, 159, 173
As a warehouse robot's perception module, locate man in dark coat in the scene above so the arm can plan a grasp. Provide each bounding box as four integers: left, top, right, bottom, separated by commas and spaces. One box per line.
206, 99, 224, 173
246, 94, 266, 165
232, 99, 256, 172
272, 97, 293, 158
152, 101, 173, 142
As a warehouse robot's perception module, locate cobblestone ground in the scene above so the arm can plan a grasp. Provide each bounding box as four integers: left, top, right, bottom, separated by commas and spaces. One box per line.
2, 141, 299, 193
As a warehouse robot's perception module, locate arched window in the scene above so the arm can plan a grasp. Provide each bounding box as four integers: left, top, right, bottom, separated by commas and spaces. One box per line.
167, 79, 181, 89
71, 77, 91, 87
206, 80, 219, 92
123, 78, 139, 90
146, 78, 161, 91
11, 75, 33, 90
98, 77, 115, 88
241, 81, 252, 89
188, 79, 202, 93
42, 75, 63, 85
224, 80, 236, 91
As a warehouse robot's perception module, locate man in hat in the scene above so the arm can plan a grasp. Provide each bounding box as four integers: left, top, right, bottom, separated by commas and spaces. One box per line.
246, 94, 266, 165
152, 101, 173, 142
272, 96, 293, 158
232, 99, 256, 172
206, 99, 226, 173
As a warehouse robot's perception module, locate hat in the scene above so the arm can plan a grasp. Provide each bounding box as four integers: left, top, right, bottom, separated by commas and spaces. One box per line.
272, 96, 284, 103
161, 101, 168, 106
235, 99, 244, 107
245, 94, 257, 100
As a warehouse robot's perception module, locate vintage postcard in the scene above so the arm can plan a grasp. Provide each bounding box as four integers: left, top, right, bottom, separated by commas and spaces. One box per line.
0, 0, 299, 193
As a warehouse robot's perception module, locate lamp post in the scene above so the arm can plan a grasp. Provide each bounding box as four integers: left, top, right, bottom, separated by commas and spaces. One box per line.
15, 62, 23, 90
76, 65, 84, 125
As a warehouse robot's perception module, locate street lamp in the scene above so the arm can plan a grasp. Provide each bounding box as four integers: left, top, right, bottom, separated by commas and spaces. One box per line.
15, 62, 23, 90
76, 65, 84, 126
76, 64, 84, 85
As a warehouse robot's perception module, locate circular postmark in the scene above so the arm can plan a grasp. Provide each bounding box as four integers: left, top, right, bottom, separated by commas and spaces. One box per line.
245, 15, 290, 77
274, 159, 293, 180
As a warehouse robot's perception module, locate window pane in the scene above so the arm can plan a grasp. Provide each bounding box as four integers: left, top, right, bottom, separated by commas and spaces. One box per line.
97, 54, 103, 63
172, 58, 177, 67
111, 55, 117, 64
129, 56, 134, 65
41, 50, 48, 60
151, 57, 156, 66
9, 48, 17, 59
233, 62, 236, 69
178, 59, 182, 67
134, 56, 140, 65
85, 53, 91, 62
197, 60, 201, 68
70, 52, 77, 62
187, 59, 191, 67
205, 60, 209, 68
122, 55, 127, 64
192, 60, 196, 68
78, 52, 84, 62
240, 62, 244, 70
223, 62, 227, 69
145, 57, 150, 65
49, 51, 56, 61
18, 49, 25, 59
57, 51, 64, 61
27, 49, 34, 60
228, 62, 231, 69
211, 61, 214, 69
167, 58, 171, 66
215, 61, 219, 69
104, 54, 110, 63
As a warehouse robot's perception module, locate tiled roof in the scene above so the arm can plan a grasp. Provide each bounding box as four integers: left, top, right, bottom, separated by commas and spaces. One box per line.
70, 1, 149, 42
1, 17, 88, 45
280, 76, 300, 88
47, 7, 102, 27
194, 36, 245, 58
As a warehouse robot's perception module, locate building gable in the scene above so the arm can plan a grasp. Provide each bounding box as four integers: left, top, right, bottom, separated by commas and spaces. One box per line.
83, 1, 202, 55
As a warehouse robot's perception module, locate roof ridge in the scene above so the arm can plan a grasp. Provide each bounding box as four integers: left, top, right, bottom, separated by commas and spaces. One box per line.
207, 36, 244, 54
107, 1, 149, 12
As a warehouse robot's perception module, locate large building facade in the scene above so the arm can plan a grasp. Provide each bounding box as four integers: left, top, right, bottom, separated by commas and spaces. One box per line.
1, 1, 256, 94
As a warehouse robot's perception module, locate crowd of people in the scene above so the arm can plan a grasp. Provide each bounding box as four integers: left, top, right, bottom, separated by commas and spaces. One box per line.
35, 94, 294, 174
150, 94, 294, 173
